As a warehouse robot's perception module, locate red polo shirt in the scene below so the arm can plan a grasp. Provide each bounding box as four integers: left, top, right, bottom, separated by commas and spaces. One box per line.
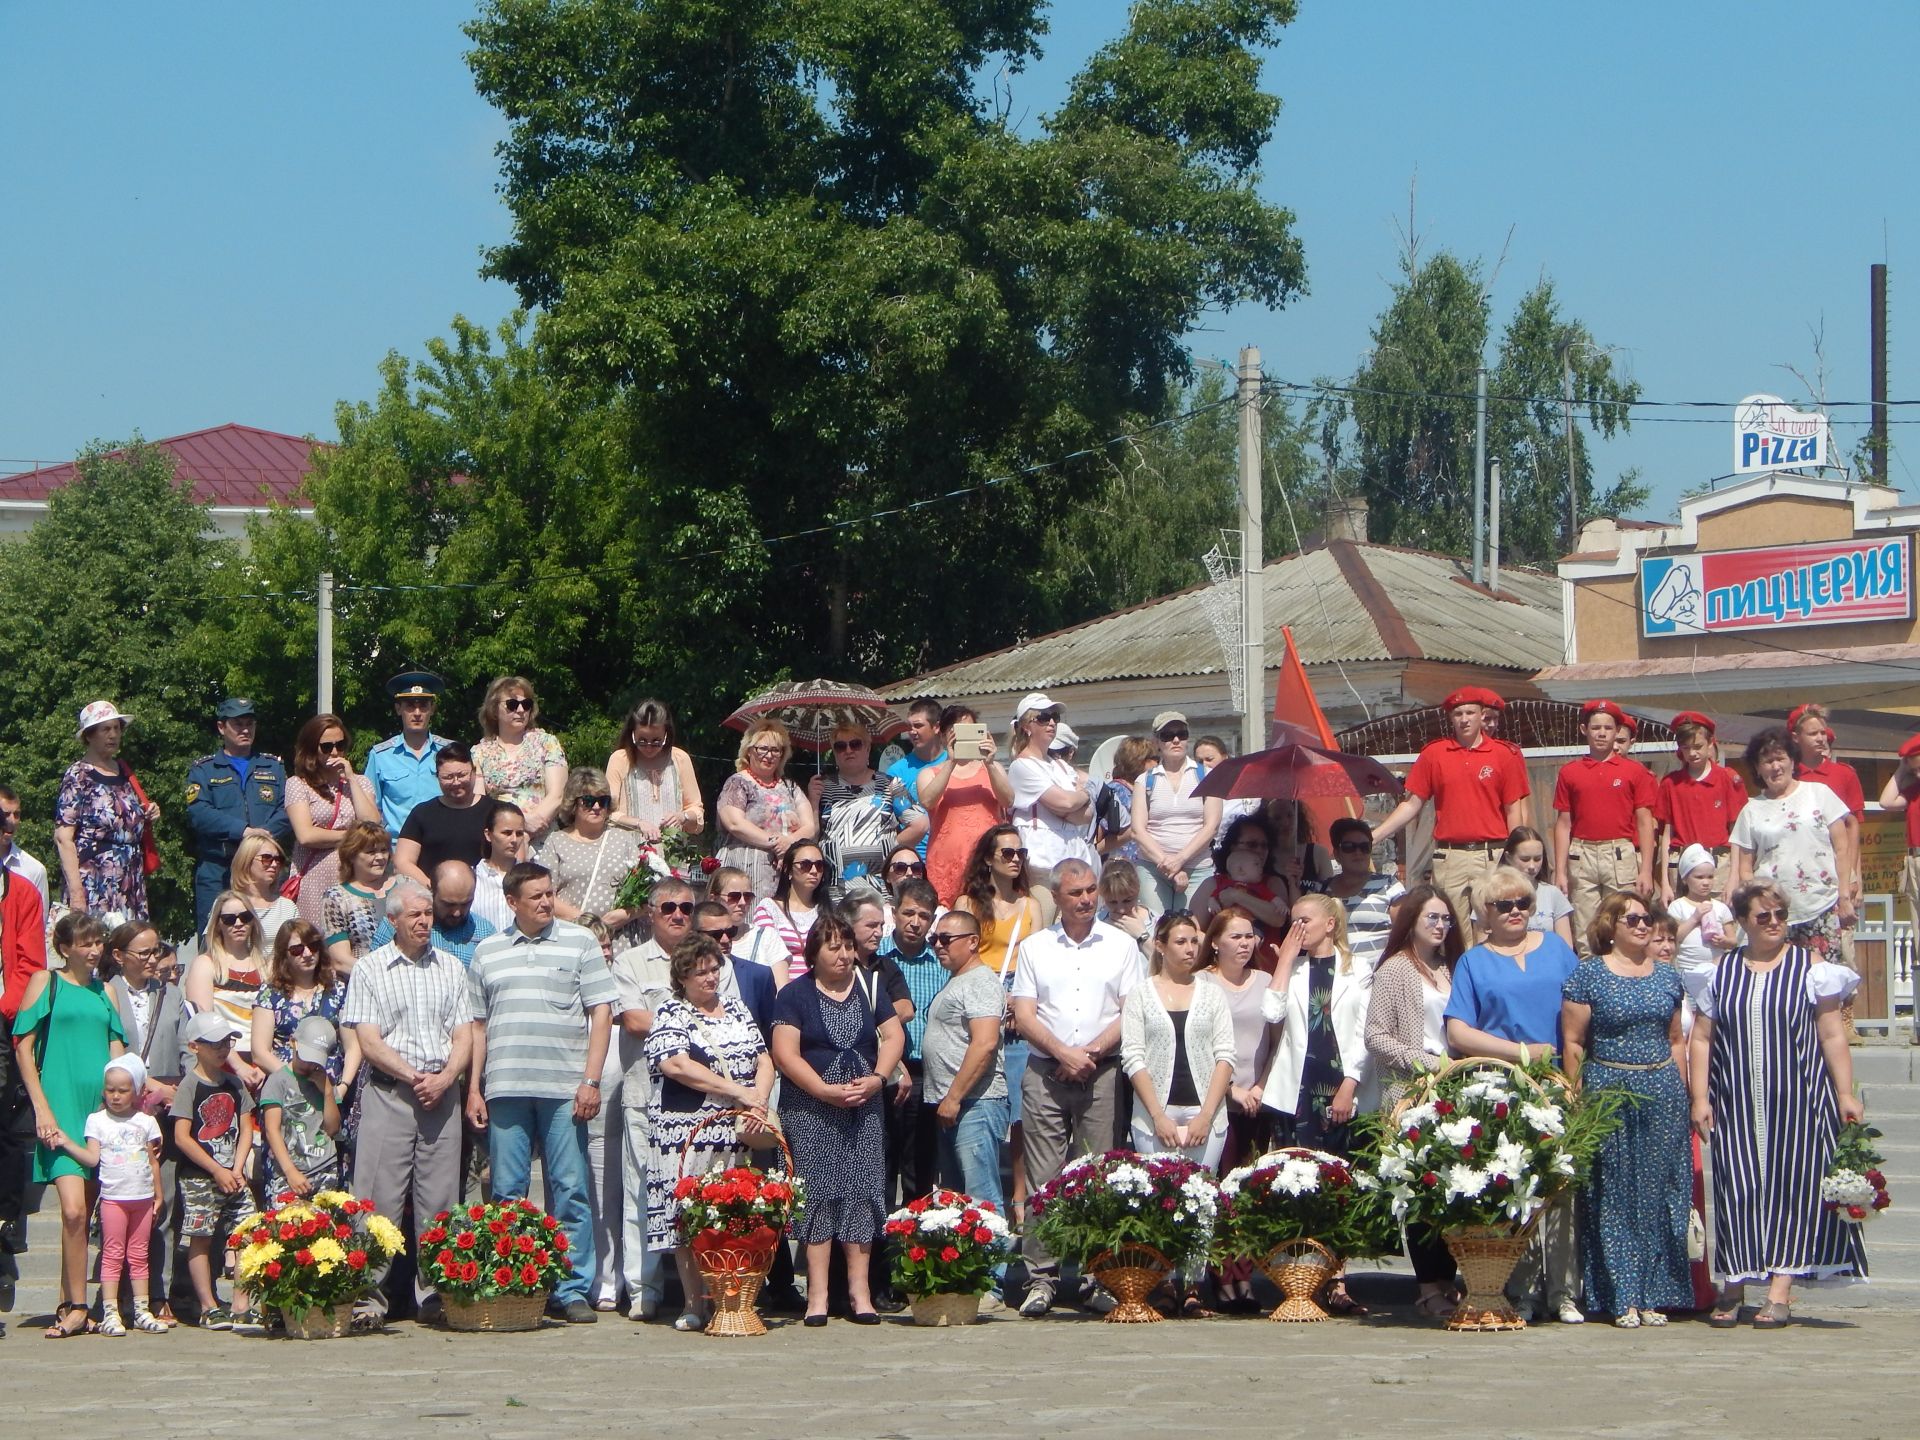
1654, 763, 1749, 849
0, 869, 48, 1023
1406, 736, 1530, 845
1553, 753, 1656, 842
1896, 771, 1920, 848
1798, 759, 1865, 817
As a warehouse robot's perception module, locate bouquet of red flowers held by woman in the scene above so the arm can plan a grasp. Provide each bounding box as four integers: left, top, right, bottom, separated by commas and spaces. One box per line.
1822, 1120, 1892, 1224
616, 829, 717, 914
674, 1165, 805, 1264
419, 1198, 572, 1300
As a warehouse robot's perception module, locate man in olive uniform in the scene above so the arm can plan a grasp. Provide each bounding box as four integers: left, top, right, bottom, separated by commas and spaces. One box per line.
365, 671, 452, 838
185, 698, 292, 931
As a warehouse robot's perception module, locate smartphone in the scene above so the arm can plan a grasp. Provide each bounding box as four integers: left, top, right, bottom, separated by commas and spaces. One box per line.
950, 721, 991, 755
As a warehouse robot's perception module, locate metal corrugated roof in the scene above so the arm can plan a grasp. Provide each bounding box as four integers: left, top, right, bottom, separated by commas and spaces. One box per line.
884, 542, 1563, 696
3, 424, 319, 509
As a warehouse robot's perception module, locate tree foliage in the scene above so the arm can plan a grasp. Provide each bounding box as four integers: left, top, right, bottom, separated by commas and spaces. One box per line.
464, 0, 1307, 674
0, 443, 233, 935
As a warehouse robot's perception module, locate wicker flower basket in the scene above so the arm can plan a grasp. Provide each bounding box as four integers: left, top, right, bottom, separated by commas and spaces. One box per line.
1089, 1244, 1172, 1324
680, 1107, 796, 1339
282, 1303, 351, 1340
1259, 1239, 1338, 1323
910, 1292, 983, 1327
1442, 1220, 1540, 1332
444, 1293, 549, 1332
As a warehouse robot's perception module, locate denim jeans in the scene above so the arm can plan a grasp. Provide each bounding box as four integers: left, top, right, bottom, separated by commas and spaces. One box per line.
486, 1096, 595, 1305
937, 1093, 1010, 1213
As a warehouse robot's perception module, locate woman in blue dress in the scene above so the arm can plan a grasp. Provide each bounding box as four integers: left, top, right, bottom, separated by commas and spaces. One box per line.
1561, 891, 1692, 1326
770, 910, 905, 1326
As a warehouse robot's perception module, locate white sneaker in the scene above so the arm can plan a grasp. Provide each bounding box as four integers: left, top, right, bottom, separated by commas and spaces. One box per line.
1080, 1285, 1116, 1315
131, 1305, 168, 1334
98, 1309, 126, 1337
627, 1296, 659, 1322
1018, 1285, 1053, 1318
1556, 1299, 1586, 1324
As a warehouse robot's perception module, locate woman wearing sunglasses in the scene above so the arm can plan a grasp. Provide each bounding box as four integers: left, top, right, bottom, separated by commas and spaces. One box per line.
1364, 884, 1464, 1316
539, 767, 645, 940
473, 676, 570, 841
1444, 865, 1582, 1323
1560, 891, 1690, 1328
228, 832, 298, 940
1689, 880, 1865, 1329
1128, 711, 1222, 916
250, 917, 359, 1098
749, 840, 834, 982
184, 890, 270, 1092
807, 723, 924, 901
284, 713, 382, 934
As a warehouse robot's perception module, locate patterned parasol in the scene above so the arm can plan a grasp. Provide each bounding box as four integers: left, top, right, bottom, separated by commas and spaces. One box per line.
723, 679, 907, 756
1193, 737, 1404, 804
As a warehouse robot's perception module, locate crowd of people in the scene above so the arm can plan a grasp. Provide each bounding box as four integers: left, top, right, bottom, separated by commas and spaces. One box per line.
0, 679, 1881, 1336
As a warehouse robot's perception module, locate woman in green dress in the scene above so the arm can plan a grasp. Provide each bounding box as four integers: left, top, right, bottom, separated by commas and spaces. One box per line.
13, 912, 127, 1336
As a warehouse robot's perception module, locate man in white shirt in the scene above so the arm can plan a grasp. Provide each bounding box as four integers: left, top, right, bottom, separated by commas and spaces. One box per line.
1008, 858, 1144, 1317
0, 789, 49, 909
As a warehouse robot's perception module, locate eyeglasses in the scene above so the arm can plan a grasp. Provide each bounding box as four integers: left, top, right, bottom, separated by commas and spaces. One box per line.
1421, 912, 1453, 928
1490, 898, 1534, 915
284, 942, 313, 957
930, 933, 977, 949
317, 740, 347, 754
633, 736, 667, 750
218, 912, 252, 926
887, 861, 926, 876
1158, 727, 1189, 742
1750, 907, 1789, 925
747, 745, 783, 759
655, 900, 695, 917
720, 890, 753, 905
832, 739, 867, 752
698, 926, 739, 942
1335, 840, 1373, 854
257, 853, 285, 866
1619, 913, 1652, 928
792, 858, 825, 872
125, 946, 163, 960
578, 794, 612, 809
502, 697, 533, 712
994, 846, 1028, 863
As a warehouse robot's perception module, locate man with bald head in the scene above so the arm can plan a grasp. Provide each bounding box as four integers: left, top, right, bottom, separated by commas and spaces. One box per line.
1008, 858, 1144, 1317
368, 860, 498, 968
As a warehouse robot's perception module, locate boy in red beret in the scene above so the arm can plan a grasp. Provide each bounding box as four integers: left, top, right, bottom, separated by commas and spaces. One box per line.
1653, 711, 1747, 904
1552, 700, 1655, 955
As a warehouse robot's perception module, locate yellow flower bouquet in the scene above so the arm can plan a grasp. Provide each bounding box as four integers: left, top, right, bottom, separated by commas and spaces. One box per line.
229, 1189, 406, 1322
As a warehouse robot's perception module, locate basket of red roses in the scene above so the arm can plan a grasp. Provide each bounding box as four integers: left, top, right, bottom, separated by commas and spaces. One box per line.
420, 1198, 572, 1331
675, 1108, 803, 1337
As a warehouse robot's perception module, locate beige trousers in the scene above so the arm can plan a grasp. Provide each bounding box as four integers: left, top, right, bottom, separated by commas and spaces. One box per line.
1567, 838, 1642, 957
1431, 843, 1500, 937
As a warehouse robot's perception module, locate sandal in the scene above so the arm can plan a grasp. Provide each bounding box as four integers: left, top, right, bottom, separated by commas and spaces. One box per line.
1179, 1291, 1216, 1320
1708, 1301, 1742, 1329
1412, 1291, 1455, 1319
1642, 1309, 1669, 1327
1613, 1310, 1641, 1328
44, 1302, 94, 1339
1751, 1301, 1792, 1329
1323, 1285, 1369, 1317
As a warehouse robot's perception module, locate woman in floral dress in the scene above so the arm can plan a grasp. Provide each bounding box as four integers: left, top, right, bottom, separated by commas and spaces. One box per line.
473, 675, 569, 841
54, 701, 155, 920
714, 720, 816, 899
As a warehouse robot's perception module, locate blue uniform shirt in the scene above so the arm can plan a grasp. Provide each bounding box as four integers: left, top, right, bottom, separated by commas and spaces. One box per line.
365, 732, 450, 836
185, 750, 292, 862
886, 749, 946, 858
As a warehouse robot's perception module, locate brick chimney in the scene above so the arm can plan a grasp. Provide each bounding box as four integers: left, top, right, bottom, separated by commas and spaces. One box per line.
1327, 495, 1370, 544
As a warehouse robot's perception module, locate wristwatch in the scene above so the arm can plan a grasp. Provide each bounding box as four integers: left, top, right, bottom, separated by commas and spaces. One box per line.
582, 1078, 602, 1090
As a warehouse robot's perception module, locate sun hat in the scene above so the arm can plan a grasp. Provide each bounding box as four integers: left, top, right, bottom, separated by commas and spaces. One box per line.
76, 700, 132, 738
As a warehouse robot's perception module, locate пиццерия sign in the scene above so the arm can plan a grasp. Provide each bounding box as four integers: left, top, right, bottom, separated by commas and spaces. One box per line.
1641, 535, 1912, 637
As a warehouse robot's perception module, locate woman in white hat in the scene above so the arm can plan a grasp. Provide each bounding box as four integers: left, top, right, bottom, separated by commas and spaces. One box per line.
1004, 693, 1096, 882
53, 700, 158, 921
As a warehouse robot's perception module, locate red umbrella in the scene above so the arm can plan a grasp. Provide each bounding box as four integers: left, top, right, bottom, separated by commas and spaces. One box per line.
1193, 739, 1404, 804
723, 679, 907, 758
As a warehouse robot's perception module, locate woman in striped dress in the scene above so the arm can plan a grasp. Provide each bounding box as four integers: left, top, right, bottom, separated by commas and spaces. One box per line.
1689, 880, 1866, 1328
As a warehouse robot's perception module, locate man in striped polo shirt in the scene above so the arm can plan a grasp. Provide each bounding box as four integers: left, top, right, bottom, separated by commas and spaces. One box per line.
466, 861, 617, 1325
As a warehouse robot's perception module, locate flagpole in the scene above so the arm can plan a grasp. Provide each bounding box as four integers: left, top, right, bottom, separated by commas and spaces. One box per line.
1238, 344, 1264, 756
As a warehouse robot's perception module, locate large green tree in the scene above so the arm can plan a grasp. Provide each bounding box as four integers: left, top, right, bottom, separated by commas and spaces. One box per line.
464, 0, 1307, 674
0, 442, 233, 935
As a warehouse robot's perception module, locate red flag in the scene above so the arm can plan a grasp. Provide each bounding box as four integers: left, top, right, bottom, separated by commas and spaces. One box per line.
1269, 625, 1358, 844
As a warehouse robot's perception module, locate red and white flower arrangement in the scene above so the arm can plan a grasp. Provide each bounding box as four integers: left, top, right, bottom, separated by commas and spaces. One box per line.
1823, 1121, 1892, 1224
673, 1164, 804, 1262
884, 1188, 1012, 1297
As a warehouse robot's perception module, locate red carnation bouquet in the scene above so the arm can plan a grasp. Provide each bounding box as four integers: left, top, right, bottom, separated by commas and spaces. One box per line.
673, 1165, 804, 1264
230, 1189, 406, 1318
885, 1188, 1012, 1297
419, 1198, 573, 1301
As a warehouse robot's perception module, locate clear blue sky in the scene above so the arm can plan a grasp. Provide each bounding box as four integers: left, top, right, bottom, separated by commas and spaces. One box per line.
5, 1, 1916, 522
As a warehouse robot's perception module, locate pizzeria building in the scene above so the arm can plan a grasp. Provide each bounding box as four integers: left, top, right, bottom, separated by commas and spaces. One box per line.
1538, 467, 1920, 1031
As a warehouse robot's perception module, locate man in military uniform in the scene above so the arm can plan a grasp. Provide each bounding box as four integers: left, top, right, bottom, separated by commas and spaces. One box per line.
365, 671, 451, 838
185, 698, 293, 933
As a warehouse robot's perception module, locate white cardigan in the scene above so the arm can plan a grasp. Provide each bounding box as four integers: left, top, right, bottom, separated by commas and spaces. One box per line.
1259, 953, 1378, 1118
1120, 975, 1237, 1139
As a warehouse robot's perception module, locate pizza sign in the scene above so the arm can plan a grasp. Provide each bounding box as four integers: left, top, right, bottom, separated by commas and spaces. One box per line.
1641, 536, 1912, 637
1734, 393, 1829, 473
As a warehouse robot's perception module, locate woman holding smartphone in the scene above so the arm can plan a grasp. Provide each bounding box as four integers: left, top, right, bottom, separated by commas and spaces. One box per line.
921, 705, 1012, 907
